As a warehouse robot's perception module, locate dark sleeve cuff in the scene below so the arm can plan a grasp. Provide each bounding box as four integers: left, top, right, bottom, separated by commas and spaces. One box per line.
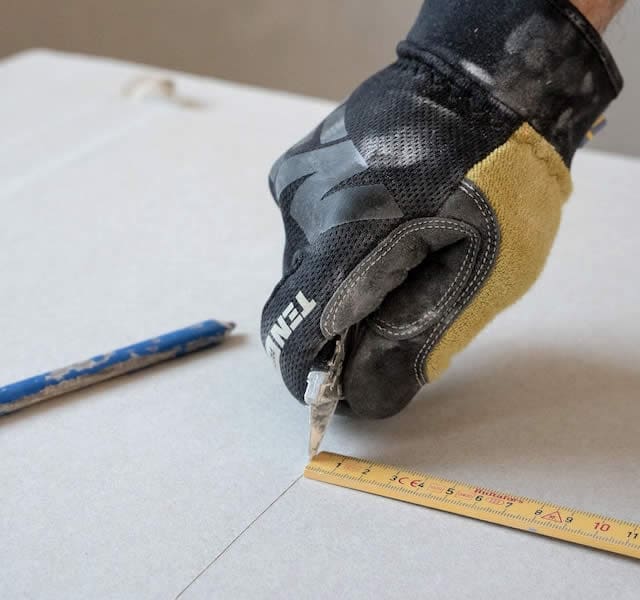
398, 0, 623, 163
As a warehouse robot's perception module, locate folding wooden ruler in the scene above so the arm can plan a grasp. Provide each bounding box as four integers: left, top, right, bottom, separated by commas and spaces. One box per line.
305, 452, 640, 560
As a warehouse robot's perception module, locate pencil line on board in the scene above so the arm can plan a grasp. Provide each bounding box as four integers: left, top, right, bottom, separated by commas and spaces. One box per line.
174, 474, 303, 599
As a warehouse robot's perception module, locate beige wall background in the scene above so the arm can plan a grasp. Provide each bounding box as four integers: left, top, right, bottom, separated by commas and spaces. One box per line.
1, 0, 639, 156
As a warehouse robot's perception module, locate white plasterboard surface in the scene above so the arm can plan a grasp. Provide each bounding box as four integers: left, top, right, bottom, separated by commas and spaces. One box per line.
1, 50, 638, 599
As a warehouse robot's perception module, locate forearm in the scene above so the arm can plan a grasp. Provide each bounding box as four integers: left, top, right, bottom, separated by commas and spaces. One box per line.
572, 0, 625, 31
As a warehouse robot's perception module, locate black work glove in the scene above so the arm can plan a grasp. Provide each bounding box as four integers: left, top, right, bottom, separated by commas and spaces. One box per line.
261, 0, 622, 418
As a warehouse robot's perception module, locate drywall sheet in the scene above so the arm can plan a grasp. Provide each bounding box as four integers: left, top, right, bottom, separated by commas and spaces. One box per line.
1, 51, 639, 599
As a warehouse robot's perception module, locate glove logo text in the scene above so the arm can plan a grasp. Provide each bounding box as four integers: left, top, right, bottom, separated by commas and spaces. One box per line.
265, 291, 317, 370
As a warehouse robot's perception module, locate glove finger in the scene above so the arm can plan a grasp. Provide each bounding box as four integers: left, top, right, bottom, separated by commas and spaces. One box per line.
325, 183, 499, 418
331, 219, 480, 418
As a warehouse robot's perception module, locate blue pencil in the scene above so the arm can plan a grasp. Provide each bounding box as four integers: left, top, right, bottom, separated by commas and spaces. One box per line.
0, 319, 235, 416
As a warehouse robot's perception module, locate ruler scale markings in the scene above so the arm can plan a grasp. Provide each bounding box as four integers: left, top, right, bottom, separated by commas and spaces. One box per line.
305, 452, 640, 560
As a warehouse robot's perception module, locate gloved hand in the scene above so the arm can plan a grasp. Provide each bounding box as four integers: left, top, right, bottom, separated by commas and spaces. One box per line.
261, 0, 622, 418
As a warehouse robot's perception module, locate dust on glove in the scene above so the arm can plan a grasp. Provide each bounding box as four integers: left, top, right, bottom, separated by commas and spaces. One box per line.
261, 0, 622, 418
